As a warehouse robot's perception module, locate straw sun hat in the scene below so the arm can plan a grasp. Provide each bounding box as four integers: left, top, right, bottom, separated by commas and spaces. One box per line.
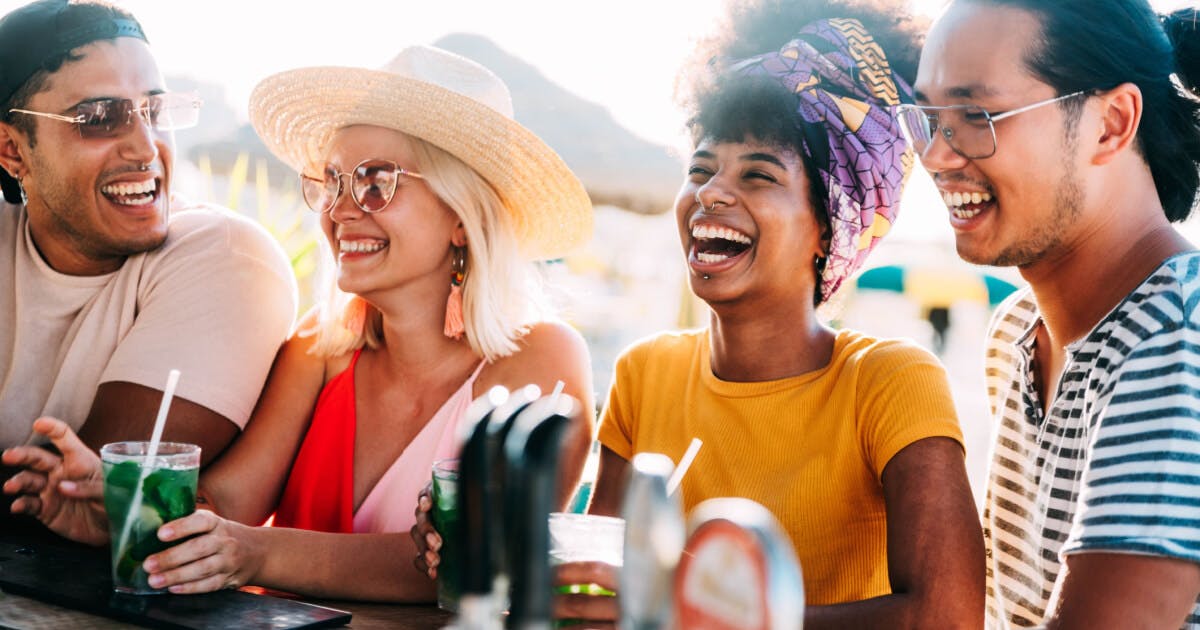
249, 45, 593, 261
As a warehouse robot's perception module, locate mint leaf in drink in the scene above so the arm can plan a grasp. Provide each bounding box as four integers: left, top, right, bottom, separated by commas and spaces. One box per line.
106, 461, 141, 490
143, 469, 197, 521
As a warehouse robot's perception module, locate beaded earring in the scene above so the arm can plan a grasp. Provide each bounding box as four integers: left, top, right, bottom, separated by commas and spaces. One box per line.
444, 245, 467, 339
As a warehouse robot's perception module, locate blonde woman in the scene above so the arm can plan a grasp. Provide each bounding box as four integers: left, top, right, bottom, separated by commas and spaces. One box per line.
2, 45, 595, 602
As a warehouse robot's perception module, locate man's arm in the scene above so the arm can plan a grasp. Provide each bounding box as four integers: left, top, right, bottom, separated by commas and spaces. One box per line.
76, 382, 238, 467
1045, 553, 1200, 629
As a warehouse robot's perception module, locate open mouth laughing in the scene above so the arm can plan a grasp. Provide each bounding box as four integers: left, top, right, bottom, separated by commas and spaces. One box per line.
941, 189, 994, 221
690, 222, 753, 269
101, 178, 159, 207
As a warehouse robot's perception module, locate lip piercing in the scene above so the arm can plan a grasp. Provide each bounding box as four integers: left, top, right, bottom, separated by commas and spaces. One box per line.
137, 162, 151, 172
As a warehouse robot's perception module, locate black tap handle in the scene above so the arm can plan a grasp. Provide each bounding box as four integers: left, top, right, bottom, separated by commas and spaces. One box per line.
502, 394, 580, 629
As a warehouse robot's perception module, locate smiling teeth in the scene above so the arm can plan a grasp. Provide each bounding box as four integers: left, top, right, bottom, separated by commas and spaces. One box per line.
691, 224, 751, 244
101, 179, 156, 196
941, 190, 992, 207
340, 240, 387, 253
697, 252, 730, 263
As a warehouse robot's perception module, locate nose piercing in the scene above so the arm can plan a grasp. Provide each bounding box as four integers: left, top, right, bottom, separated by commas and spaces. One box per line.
696, 195, 725, 213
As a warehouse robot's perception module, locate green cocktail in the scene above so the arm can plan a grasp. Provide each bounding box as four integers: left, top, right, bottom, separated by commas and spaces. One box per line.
430, 458, 460, 612
101, 442, 200, 594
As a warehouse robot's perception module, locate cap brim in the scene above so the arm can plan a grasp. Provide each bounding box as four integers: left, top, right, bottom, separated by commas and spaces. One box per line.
249, 66, 592, 261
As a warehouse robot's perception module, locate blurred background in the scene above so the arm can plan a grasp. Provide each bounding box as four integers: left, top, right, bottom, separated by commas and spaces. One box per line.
6, 0, 1198, 505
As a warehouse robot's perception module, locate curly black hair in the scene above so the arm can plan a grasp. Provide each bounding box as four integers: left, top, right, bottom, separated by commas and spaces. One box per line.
677, 0, 927, 111
677, 0, 925, 306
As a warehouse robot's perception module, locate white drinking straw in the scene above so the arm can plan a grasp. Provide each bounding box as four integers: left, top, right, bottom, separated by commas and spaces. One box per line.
666, 438, 703, 496
113, 369, 181, 569
549, 379, 566, 402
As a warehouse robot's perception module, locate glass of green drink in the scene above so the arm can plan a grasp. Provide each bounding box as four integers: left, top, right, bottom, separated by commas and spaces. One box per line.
101, 441, 200, 595
430, 458, 461, 612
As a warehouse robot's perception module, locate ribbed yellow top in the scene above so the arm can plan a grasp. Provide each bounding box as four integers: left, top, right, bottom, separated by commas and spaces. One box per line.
598, 328, 962, 605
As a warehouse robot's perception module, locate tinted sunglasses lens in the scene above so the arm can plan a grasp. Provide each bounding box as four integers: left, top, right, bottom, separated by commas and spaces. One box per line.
148, 93, 200, 131
75, 99, 133, 138
301, 170, 338, 212
351, 161, 398, 213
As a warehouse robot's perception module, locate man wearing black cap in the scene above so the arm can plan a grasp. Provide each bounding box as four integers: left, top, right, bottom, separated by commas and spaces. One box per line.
0, 1, 295, 467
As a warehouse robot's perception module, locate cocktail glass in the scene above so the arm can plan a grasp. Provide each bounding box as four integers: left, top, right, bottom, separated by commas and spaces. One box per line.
431, 458, 461, 612
101, 441, 200, 594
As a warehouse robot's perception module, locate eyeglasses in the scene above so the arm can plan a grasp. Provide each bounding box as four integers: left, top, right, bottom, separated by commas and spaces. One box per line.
300, 159, 424, 214
896, 90, 1090, 160
8, 92, 202, 139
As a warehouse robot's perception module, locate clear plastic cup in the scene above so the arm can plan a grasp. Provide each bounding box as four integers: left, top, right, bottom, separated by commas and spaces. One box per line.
101, 441, 200, 594
548, 512, 625, 597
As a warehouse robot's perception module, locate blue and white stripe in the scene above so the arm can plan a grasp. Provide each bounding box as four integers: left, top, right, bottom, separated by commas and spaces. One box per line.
983, 252, 1200, 629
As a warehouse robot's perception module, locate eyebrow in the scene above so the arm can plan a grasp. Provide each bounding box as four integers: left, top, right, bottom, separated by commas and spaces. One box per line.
914, 84, 1000, 103
71, 89, 168, 109
690, 150, 788, 170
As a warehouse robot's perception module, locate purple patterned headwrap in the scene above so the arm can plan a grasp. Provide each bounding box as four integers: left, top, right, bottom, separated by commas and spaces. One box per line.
730, 18, 914, 301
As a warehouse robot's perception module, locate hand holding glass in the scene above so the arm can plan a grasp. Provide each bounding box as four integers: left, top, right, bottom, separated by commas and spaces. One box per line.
101, 441, 199, 594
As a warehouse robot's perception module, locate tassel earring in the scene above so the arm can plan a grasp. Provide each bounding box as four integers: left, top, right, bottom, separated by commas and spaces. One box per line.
444, 245, 467, 339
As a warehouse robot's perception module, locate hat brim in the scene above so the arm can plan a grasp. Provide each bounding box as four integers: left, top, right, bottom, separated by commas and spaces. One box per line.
249, 66, 592, 261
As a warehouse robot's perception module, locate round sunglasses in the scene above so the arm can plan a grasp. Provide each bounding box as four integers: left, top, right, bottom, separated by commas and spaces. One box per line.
300, 159, 424, 214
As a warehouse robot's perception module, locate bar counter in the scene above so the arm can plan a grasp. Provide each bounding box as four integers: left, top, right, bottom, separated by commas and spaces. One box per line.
0, 523, 452, 630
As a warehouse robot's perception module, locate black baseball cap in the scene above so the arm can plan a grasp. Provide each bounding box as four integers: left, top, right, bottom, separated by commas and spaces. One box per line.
0, 0, 148, 204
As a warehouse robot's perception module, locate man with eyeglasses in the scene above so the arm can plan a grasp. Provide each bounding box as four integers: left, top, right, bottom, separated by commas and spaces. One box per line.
901, 0, 1200, 627
0, 0, 295, 512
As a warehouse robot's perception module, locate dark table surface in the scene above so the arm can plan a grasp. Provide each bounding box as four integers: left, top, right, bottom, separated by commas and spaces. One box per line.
0, 522, 453, 630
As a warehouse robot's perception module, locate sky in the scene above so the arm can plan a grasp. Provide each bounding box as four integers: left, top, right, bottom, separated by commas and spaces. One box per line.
0, 0, 1187, 147
0, 0, 950, 148
1, 0, 1194, 244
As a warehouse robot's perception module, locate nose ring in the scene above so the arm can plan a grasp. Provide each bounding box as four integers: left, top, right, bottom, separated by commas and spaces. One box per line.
695, 193, 725, 213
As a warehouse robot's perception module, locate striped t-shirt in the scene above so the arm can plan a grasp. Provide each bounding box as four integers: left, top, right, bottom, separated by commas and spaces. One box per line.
982, 252, 1200, 629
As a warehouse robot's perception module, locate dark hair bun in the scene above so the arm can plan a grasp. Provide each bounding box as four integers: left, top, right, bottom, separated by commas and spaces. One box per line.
1162, 8, 1200, 91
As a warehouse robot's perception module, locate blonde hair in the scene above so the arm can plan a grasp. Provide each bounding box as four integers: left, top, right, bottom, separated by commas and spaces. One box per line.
305, 132, 551, 361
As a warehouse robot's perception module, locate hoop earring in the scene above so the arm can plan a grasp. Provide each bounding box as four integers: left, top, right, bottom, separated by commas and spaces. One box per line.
444, 245, 467, 339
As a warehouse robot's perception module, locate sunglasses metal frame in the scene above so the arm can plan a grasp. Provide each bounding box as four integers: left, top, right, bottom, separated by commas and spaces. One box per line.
7, 92, 202, 139
898, 90, 1090, 160
300, 159, 424, 214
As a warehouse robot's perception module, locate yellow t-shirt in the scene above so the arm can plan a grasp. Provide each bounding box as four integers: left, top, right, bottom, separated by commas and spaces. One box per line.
598, 327, 963, 606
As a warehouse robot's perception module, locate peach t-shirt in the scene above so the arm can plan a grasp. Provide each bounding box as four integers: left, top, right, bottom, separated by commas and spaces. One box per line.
0, 199, 297, 447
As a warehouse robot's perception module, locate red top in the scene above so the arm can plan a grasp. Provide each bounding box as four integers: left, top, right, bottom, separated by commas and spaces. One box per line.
274, 350, 362, 532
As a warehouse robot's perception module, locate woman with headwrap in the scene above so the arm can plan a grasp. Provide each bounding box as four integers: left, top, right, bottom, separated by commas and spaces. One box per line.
582, 0, 984, 626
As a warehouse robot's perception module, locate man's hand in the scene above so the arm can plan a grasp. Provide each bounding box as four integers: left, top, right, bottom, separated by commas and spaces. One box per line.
553, 560, 619, 627
1, 417, 109, 545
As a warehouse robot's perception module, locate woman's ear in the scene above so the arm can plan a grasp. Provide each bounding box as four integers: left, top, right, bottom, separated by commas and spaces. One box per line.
451, 222, 467, 248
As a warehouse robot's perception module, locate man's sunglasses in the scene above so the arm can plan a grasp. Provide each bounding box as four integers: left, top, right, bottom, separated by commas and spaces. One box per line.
300, 159, 424, 214
8, 92, 201, 139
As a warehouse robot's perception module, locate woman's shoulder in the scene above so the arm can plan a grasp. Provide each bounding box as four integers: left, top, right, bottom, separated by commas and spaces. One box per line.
482, 320, 590, 384
833, 328, 942, 372
281, 316, 356, 387
617, 328, 707, 365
